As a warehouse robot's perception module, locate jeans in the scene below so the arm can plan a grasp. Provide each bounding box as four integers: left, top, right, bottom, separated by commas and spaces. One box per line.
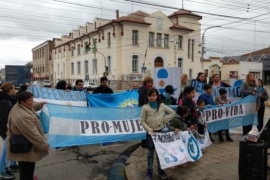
0, 137, 17, 174
146, 134, 161, 171
18, 161, 35, 180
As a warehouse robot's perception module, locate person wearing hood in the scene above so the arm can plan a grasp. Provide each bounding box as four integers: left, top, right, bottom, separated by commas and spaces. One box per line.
0, 82, 18, 179
17, 84, 28, 95
160, 85, 177, 105
92, 77, 113, 94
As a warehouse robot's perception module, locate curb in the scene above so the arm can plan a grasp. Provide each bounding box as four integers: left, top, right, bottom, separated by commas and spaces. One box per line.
108, 143, 141, 180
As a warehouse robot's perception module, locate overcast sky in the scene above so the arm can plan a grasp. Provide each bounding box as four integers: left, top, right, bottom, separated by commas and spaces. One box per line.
0, 0, 270, 69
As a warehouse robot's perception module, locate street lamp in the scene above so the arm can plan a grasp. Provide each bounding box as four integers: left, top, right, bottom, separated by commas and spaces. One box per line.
201, 26, 221, 71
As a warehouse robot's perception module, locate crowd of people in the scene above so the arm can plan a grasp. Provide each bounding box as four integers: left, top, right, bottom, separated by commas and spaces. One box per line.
138, 72, 268, 180
0, 72, 268, 180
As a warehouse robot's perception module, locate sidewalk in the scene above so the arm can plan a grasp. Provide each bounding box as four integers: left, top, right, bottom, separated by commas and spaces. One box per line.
125, 134, 241, 180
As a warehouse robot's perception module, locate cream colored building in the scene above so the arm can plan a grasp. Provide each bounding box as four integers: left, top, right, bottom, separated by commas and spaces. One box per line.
52, 9, 202, 89
32, 40, 57, 81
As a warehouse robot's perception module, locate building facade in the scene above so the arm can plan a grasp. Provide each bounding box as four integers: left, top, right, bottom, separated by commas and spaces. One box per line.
32, 40, 56, 81
51, 9, 202, 89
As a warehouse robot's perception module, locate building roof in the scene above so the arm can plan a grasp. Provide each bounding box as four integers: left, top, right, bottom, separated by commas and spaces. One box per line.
112, 10, 151, 25
242, 47, 270, 56
168, 9, 202, 19
169, 24, 194, 31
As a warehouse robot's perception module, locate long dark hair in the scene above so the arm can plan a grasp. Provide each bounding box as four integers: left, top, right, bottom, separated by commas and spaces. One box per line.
258, 79, 264, 87
146, 87, 162, 111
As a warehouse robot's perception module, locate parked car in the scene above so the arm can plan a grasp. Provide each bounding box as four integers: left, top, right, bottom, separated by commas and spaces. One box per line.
89, 83, 98, 89
43, 80, 51, 88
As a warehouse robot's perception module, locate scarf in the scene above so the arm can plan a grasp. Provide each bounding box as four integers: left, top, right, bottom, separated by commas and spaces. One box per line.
149, 101, 158, 109
163, 92, 170, 99
258, 86, 263, 94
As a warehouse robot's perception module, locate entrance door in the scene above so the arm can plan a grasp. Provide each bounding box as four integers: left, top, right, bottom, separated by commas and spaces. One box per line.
154, 57, 164, 67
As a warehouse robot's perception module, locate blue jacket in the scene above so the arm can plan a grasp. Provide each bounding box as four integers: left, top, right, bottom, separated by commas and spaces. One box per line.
198, 93, 215, 106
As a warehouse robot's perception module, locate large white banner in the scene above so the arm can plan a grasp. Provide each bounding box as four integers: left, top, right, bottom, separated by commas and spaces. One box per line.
152, 131, 202, 169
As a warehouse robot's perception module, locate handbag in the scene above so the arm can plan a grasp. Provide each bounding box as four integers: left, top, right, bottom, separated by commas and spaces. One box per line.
10, 135, 32, 153
9, 119, 32, 153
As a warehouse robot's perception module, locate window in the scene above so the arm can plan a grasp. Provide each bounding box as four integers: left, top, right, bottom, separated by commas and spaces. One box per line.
77, 61, 81, 74
189, 69, 193, 79
188, 39, 191, 59
71, 47, 74, 57
77, 44, 80, 56
108, 32, 111, 47
71, 63, 74, 74
107, 56, 111, 73
63, 48, 65, 58
191, 39, 194, 62
132, 55, 138, 73
58, 64, 59, 75
93, 38, 97, 51
178, 35, 183, 49
84, 42, 88, 54
93, 59, 97, 74
132, 30, 138, 45
149, 32, 154, 47
157, 33, 162, 47
164, 34, 169, 48
178, 58, 182, 68
84, 61, 88, 74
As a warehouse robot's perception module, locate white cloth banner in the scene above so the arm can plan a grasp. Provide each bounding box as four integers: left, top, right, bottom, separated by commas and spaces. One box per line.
152, 131, 202, 169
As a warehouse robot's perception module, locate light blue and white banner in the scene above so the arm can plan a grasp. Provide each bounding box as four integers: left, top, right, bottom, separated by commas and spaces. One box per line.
29, 85, 87, 106
87, 90, 139, 107
40, 96, 257, 147
190, 79, 242, 97
153, 131, 202, 169
205, 95, 258, 132
45, 104, 145, 147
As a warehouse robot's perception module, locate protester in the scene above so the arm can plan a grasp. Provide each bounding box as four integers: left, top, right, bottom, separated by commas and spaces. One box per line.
56, 80, 67, 90
73, 79, 84, 91
211, 74, 225, 87
198, 84, 216, 143
160, 85, 177, 105
168, 106, 190, 168
215, 88, 233, 142
92, 77, 113, 94
0, 82, 18, 179
196, 72, 207, 83
196, 99, 207, 135
7, 91, 49, 180
17, 84, 28, 95
257, 79, 268, 132
138, 76, 154, 148
182, 86, 198, 130
240, 73, 259, 135
178, 74, 191, 105
140, 88, 175, 180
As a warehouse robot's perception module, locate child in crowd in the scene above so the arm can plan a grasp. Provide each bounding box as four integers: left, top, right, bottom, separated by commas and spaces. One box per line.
197, 99, 207, 135
168, 106, 190, 168
215, 88, 233, 142
198, 84, 216, 143
182, 86, 198, 130
160, 85, 177, 105
141, 87, 175, 180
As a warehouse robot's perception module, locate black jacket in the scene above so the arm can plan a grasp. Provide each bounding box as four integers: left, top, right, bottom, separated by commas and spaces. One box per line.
160, 94, 177, 105
138, 86, 148, 107
182, 97, 198, 126
0, 92, 17, 138
92, 86, 113, 94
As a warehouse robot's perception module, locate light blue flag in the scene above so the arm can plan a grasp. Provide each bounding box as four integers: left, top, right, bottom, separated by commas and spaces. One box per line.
87, 90, 139, 107
46, 104, 145, 147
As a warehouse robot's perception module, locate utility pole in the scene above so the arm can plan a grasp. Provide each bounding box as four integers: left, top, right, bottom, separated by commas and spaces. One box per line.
92, 39, 107, 77
201, 26, 221, 71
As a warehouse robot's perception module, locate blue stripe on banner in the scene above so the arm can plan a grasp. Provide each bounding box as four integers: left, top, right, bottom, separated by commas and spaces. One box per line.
207, 113, 257, 132
48, 133, 146, 147
47, 104, 142, 120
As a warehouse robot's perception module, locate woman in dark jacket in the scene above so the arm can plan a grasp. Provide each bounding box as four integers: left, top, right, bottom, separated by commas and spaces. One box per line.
17, 84, 28, 94
138, 76, 153, 148
257, 79, 268, 131
0, 82, 18, 179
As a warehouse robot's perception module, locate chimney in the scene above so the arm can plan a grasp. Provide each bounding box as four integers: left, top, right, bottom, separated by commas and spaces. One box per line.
116, 10, 119, 19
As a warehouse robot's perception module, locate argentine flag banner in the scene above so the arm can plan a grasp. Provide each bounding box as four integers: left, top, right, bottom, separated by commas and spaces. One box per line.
87, 90, 139, 107
45, 104, 145, 147
205, 95, 258, 133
